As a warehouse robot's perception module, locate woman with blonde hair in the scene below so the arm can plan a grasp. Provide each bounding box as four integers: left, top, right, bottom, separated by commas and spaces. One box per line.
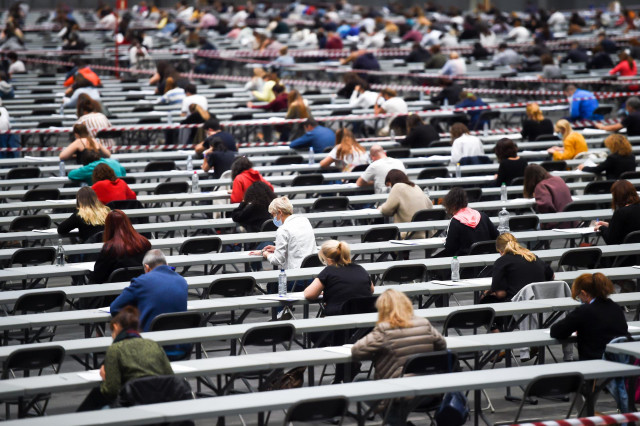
251, 72, 279, 102
57, 187, 111, 242
520, 103, 554, 141
304, 240, 373, 315
59, 123, 111, 165
352, 289, 446, 420
551, 273, 627, 360
578, 134, 635, 179
547, 119, 588, 160
319, 128, 369, 171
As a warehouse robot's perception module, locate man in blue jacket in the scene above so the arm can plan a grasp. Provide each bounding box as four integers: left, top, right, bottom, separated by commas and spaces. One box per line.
564, 84, 603, 121
289, 118, 336, 153
110, 249, 188, 333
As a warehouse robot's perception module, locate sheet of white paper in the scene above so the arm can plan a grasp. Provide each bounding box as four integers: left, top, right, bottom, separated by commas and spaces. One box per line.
258, 294, 306, 301
47, 176, 68, 180
209, 190, 229, 196
390, 240, 417, 246
46, 199, 70, 204
342, 183, 359, 188
323, 346, 353, 355
552, 227, 596, 234
77, 370, 101, 381
509, 198, 534, 203
23, 156, 47, 161
97, 307, 110, 313
582, 159, 598, 168
171, 364, 196, 373
427, 155, 451, 161
430, 280, 465, 286
32, 228, 60, 234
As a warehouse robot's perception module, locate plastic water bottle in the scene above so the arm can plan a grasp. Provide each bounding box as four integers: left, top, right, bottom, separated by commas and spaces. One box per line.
56, 239, 65, 266
59, 160, 65, 177
191, 171, 200, 193
390, 129, 396, 142
455, 163, 461, 178
500, 182, 508, 202
483, 121, 489, 137
278, 269, 287, 297
308, 146, 314, 165
186, 154, 193, 172
451, 256, 460, 281
498, 207, 510, 234
443, 98, 449, 107
59, 104, 64, 116
167, 111, 173, 125
423, 186, 430, 200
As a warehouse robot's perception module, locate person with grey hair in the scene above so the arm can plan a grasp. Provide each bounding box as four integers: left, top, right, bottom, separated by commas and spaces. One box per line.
596, 96, 640, 136
260, 196, 316, 290
356, 144, 406, 194
110, 249, 188, 336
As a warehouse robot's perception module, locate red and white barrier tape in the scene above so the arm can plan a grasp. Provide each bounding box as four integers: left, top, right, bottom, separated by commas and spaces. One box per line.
515, 411, 640, 426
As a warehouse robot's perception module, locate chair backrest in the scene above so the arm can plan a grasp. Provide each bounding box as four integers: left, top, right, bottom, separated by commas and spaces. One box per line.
624, 231, 640, 244
340, 296, 378, 315
361, 225, 399, 243
478, 110, 501, 122
459, 156, 491, 166
107, 199, 145, 210
1, 346, 65, 379
562, 201, 598, 213
467, 240, 497, 256
584, 179, 616, 195
464, 187, 482, 202
509, 215, 539, 232
13, 290, 66, 314
411, 209, 446, 222
144, 161, 176, 172
10, 247, 56, 266
511, 281, 571, 302
207, 276, 256, 298
442, 307, 495, 336
429, 140, 451, 148
260, 218, 278, 232
283, 396, 348, 425
386, 148, 411, 159
351, 164, 369, 173
402, 351, 458, 376
557, 247, 602, 271
6, 167, 41, 180
154, 181, 189, 195
23, 188, 60, 202
534, 134, 560, 141
540, 160, 567, 172
116, 375, 194, 408
240, 323, 295, 353
9, 215, 51, 231
593, 105, 613, 116
301, 253, 323, 268
274, 155, 304, 165
149, 312, 202, 331
417, 167, 448, 179
312, 196, 349, 212
620, 171, 640, 180
179, 237, 222, 255
510, 176, 525, 186
107, 267, 145, 283
381, 264, 427, 284
292, 174, 324, 187
120, 175, 136, 185
514, 373, 584, 423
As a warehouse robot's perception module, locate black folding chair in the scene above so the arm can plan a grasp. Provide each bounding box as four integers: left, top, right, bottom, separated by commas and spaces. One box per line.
7, 247, 56, 290
178, 236, 222, 275
283, 396, 348, 425
556, 247, 601, 272
540, 161, 567, 172
203, 276, 256, 326
149, 312, 203, 361
417, 167, 448, 179
358, 226, 399, 262
311, 196, 349, 227
7, 291, 66, 345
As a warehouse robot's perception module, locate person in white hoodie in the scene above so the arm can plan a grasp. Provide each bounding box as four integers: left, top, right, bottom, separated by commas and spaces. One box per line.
0, 99, 18, 158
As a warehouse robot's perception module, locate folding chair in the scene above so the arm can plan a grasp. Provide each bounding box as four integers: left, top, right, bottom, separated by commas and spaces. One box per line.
283, 396, 348, 425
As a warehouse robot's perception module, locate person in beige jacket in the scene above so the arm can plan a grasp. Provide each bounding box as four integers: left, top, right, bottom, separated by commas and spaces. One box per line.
351, 289, 447, 422
378, 169, 433, 239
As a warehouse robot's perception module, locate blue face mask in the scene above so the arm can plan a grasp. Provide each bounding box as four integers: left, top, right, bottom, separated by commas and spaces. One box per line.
273, 217, 283, 227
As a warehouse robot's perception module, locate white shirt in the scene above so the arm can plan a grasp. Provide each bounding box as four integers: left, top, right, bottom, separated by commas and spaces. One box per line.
8, 60, 25, 75
507, 26, 531, 43
181, 94, 208, 115
267, 215, 317, 270
0, 107, 10, 131
421, 29, 442, 46
349, 90, 379, 109
479, 31, 497, 48
381, 97, 408, 115
327, 146, 370, 171
450, 133, 484, 165
361, 156, 406, 194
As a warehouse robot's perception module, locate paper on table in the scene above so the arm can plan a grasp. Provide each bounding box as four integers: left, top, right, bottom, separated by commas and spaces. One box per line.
97, 307, 110, 313
542, 329, 577, 336
77, 370, 101, 381
509, 198, 533, 203
342, 183, 359, 188
32, 228, 60, 234
323, 345, 353, 355
552, 227, 596, 234
427, 155, 451, 161
390, 240, 417, 246
521, 150, 545, 155
46, 199, 70, 204
430, 280, 465, 286
582, 159, 598, 168
209, 190, 229, 196
258, 294, 307, 301
23, 156, 47, 161
47, 176, 68, 180
171, 364, 196, 373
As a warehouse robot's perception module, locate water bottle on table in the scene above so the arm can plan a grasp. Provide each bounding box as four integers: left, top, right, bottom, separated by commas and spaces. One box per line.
191, 171, 200, 193
308, 146, 314, 165
451, 256, 460, 281
498, 207, 510, 234
500, 182, 508, 202
56, 239, 65, 266
59, 160, 65, 177
186, 154, 193, 172
278, 269, 287, 297
455, 163, 461, 178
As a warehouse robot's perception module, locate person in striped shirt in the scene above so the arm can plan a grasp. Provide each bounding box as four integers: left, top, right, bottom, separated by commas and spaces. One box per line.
75, 94, 115, 149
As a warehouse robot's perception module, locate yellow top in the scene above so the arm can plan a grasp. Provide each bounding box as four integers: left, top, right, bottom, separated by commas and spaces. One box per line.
553, 131, 588, 161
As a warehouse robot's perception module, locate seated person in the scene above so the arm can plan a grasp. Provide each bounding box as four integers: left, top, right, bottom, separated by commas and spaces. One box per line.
596, 96, 640, 137
57, 187, 110, 243
202, 139, 237, 179
578, 134, 635, 180
379, 170, 433, 239
547, 119, 588, 161
68, 150, 126, 185
59, 123, 111, 165
596, 179, 640, 245
494, 138, 528, 186
91, 163, 137, 205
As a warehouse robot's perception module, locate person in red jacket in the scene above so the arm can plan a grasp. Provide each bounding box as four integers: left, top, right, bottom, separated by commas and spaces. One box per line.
610, 52, 638, 77
229, 156, 273, 204
91, 163, 137, 205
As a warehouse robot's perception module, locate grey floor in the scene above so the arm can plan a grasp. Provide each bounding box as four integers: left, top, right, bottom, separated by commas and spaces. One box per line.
7, 221, 627, 425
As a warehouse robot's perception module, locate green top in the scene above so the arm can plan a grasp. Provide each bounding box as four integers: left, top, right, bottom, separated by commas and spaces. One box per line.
68, 158, 127, 185
101, 333, 173, 400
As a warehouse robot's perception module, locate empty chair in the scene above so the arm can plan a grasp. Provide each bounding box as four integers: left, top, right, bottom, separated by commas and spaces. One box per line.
509, 215, 539, 231
179, 236, 222, 274
540, 160, 567, 172
204, 276, 257, 325
1, 346, 65, 419
464, 188, 482, 202
300, 253, 323, 268
260, 218, 278, 232
473, 110, 501, 130
311, 196, 350, 227
411, 209, 446, 222
510, 373, 583, 424
417, 167, 448, 179
9, 215, 51, 247
385, 148, 411, 159
149, 312, 203, 361
584, 179, 615, 195
9, 291, 66, 345
361, 226, 399, 243
510, 176, 524, 186
8, 247, 57, 290
443, 307, 495, 373
562, 201, 598, 213
291, 174, 323, 186
381, 264, 427, 285
23, 188, 60, 202
6, 167, 41, 180
535, 134, 560, 141
593, 105, 613, 117
620, 171, 640, 180
155, 181, 189, 195
557, 247, 602, 271
273, 155, 304, 165
144, 161, 176, 173
467, 240, 497, 255
284, 396, 348, 425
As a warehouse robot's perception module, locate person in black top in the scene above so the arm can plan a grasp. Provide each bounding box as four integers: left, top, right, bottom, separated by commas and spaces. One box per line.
336, 73, 364, 99
401, 114, 439, 148
202, 139, 237, 179
304, 240, 374, 316
520, 103, 554, 141
579, 134, 636, 180
58, 187, 110, 243
406, 42, 430, 63
231, 181, 276, 233
587, 44, 614, 69
494, 138, 528, 186
431, 78, 463, 106
194, 118, 237, 155
438, 187, 499, 257
560, 42, 589, 64
596, 179, 640, 245
596, 96, 640, 136
550, 273, 628, 360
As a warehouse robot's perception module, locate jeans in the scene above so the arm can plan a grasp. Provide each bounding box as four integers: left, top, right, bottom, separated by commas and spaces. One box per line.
77, 387, 111, 412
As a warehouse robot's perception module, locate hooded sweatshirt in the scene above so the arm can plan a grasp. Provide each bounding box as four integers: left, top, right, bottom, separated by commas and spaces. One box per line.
92, 178, 137, 205
230, 169, 273, 203
441, 207, 498, 257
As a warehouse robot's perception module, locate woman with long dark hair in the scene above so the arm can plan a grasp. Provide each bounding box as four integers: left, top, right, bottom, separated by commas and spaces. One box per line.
596, 179, 640, 245
523, 164, 573, 214
91, 210, 151, 284
493, 138, 527, 186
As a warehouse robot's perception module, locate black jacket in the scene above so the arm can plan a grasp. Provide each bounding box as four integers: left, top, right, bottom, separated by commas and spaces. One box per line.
231, 202, 271, 233
91, 248, 146, 284
440, 212, 499, 257
600, 203, 640, 245
402, 124, 439, 148
550, 298, 628, 360
57, 211, 104, 242
582, 153, 636, 180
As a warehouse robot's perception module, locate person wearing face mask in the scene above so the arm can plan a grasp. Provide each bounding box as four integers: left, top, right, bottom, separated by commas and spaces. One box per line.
261, 197, 317, 290
547, 119, 588, 161
77, 306, 173, 411
550, 273, 628, 360
595, 96, 640, 136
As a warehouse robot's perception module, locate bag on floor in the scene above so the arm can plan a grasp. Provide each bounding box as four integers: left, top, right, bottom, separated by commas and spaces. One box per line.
434, 391, 469, 426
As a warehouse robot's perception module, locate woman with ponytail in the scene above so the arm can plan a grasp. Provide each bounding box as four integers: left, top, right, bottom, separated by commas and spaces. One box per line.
482, 233, 554, 303
551, 273, 627, 360
304, 240, 373, 316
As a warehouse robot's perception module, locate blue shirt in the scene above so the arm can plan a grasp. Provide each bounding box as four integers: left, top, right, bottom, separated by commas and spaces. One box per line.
456, 98, 489, 129
110, 265, 188, 332
570, 89, 602, 121
289, 125, 336, 153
